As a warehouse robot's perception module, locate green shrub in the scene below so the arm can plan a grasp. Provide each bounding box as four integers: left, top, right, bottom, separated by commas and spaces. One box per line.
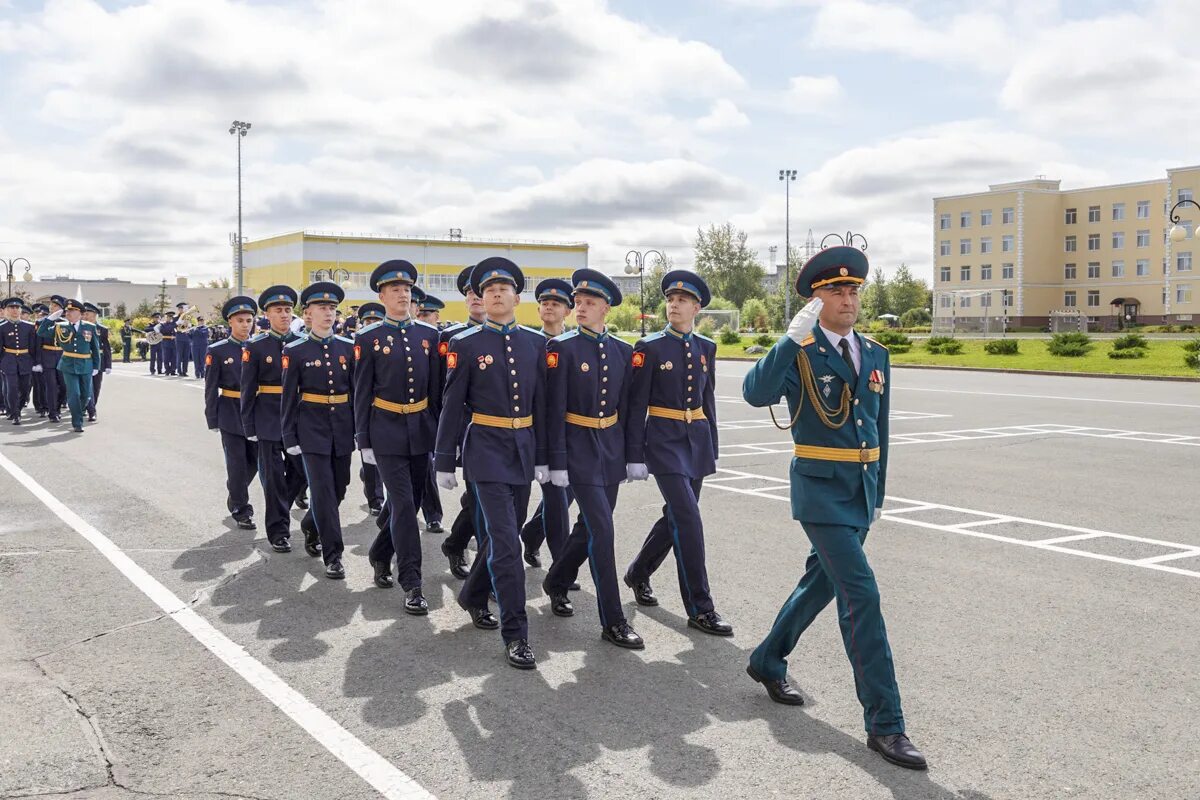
984, 339, 1019, 355
1108, 348, 1147, 359
1111, 333, 1148, 350
899, 308, 931, 327
754, 333, 774, 348
925, 336, 963, 355
1186, 352, 1200, 369
1048, 332, 1093, 357
718, 325, 741, 345
872, 330, 912, 347
1182, 338, 1200, 353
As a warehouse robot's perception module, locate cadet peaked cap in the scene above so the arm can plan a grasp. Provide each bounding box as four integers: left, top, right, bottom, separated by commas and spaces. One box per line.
300, 281, 345, 307
357, 302, 385, 321
370, 260, 418, 292
32, 303, 49, 314
258, 285, 298, 309
455, 265, 475, 296
571, 269, 622, 306
1, 297, 22, 308
49, 295, 68, 309
470, 257, 524, 296
222, 296, 257, 320
535, 278, 574, 309
418, 293, 445, 312
63, 298, 85, 313
661, 269, 711, 308
795, 245, 869, 298
83, 302, 100, 314
411, 285, 427, 305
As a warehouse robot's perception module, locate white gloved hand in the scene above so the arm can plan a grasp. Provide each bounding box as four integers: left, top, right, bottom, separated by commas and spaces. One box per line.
549, 469, 569, 488
534, 465, 550, 484
246, 435, 258, 442
626, 463, 649, 482
437, 470, 458, 491
361, 448, 376, 465
31, 365, 42, 373
104, 368, 111, 374
286, 445, 302, 456
91, 369, 98, 376
873, 507, 883, 523
786, 297, 824, 345
48, 309, 63, 320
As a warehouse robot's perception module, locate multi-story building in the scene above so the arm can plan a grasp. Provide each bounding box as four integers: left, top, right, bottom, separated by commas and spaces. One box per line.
933, 166, 1199, 329
242, 230, 589, 326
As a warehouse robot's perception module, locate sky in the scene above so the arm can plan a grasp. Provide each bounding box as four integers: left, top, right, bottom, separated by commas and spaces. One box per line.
2, 0, 1199, 287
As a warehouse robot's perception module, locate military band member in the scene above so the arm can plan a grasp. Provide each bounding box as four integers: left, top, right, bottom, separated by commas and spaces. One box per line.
147, 312, 163, 374
357, 263, 441, 614
158, 310, 178, 376
282, 282, 356, 579
38, 299, 101, 433
434, 258, 547, 669
82, 303, 111, 422
192, 316, 210, 377
121, 318, 134, 364
742, 244, 925, 770
241, 286, 306, 553
354, 302, 387, 517
205, 297, 259, 529
623, 271, 732, 637
175, 303, 192, 377
1, 297, 38, 424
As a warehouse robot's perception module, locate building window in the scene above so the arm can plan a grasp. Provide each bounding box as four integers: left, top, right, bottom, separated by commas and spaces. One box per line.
1087, 233, 1101, 251
1184, 221, 1195, 239
1002, 207, 1014, 224
1178, 251, 1193, 271
1112, 231, 1125, 249
1087, 290, 1100, 307
960, 296, 971, 308
1001, 235, 1014, 252
1178, 284, 1194, 304
981, 264, 992, 280
939, 213, 951, 230
1064, 263, 1077, 280
1137, 259, 1150, 276
960, 239, 971, 255
960, 266, 971, 281
97, 303, 112, 318
981, 209, 992, 226
1064, 291, 1077, 307
1180, 188, 1194, 203
939, 266, 951, 282
1064, 235, 1077, 252
1002, 263, 1014, 279
1137, 229, 1150, 248
1087, 262, 1100, 279
960, 211, 972, 228
981, 293, 992, 307
1065, 208, 1077, 225
1137, 200, 1150, 219
940, 240, 951, 256
1002, 289, 1012, 307
1112, 203, 1125, 221
1112, 260, 1125, 277
1088, 205, 1101, 223
980, 237, 992, 254
939, 295, 952, 308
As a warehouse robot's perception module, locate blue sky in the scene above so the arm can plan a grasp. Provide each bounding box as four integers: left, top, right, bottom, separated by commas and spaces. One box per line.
1, 0, 1196, 286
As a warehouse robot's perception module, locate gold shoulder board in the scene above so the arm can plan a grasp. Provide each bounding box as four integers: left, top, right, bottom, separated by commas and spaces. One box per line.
863, 335, 888, 351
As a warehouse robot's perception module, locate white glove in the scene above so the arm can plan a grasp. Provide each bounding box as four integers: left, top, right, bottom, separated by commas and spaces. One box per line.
873, 508, 883, 523
786, 297, 824, 345
246, 435, 258, 442
437, 470, 458, 490
31, 365, 42, 373
361, 448, 376, 465
534, 465, 550, 484
92, 369, 98, 376
48, 309, 63, 320
286, 445, 302, 456
104, 368, 111, 374
626, 463, 649, 482
549, 469, 569, 488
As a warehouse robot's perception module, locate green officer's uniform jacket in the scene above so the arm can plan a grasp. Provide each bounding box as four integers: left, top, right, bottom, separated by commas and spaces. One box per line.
37, 317, 102, 375
742, 325, 889, 528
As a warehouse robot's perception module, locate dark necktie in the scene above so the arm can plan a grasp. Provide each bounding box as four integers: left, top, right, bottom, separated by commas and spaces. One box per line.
839, 338, 858, 387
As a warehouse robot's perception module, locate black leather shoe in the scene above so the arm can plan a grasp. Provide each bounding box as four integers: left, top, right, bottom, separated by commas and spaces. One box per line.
523, 545, 541, 568
294, 495, 309, 510
547, 592, 573, 617
324, 559, 345, 580
745, 664, 804, 705
441, 541, 469, 579
404, 587, 428, 616
269, 538, 292, 553
303, 523, 321, 558
457, 600, 499, 630
368, 503, 383, 517
569, 582, 581, 591
87, 413, 96, 422
235, 517, 256, 531
370, 558, 394, 589
624, 575, 657, 607
425, 520, 444, 534
602, 622, 645, 650
867, 733, 928, 770
688, 611, 734, 637
505, 639, 536, 670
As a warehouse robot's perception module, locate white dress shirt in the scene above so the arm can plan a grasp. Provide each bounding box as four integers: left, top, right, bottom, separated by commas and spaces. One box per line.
819, 325, 861, 375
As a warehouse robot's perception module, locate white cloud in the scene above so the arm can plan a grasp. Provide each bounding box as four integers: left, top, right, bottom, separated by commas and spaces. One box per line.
696, 99, 750, 131
783, 75, 843, 111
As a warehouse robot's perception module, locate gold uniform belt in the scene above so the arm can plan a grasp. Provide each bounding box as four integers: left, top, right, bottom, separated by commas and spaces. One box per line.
257, 384, 282, 395
3, 348, 29, 355
161, 336, 175, 340
471, 412, 533, 429
219, 388, 241, 399
565, 411, 619, 429
648, 405, 706, 423
302, 392, 349, 404
62, 352, 91, 359
42, 345, 62, 351
373, 396, 429, 414
793, 444, 880, 463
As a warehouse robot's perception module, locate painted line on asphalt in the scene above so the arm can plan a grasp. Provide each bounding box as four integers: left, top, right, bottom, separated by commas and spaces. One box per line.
896, 386, 1200, 410
0, 450, 435, 800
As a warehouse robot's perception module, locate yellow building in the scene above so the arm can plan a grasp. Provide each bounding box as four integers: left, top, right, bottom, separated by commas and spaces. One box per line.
933, 167, 1199, 329
241, 230, 589, 326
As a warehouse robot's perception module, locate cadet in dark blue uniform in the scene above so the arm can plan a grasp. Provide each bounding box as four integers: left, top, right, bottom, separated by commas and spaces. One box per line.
0, 297, 38, 424
241, 285, 307, 553
354, 302, 387, 517
743, 243, 925, 770
34, 296, 66, 420
30, 303, 49, 416
415, 293, 446, 533
82, 303, 111, 422
434, 258, 547, 670
357, 263, 441, 615
175, 303, 192, 377
192, 317, 210, 377
623, 271, 733, 637
158, 311, 178, 375
282, 282, 356, 580
204, 297, 259, 530
541, 270, 645, 649
147, 312, 163, 374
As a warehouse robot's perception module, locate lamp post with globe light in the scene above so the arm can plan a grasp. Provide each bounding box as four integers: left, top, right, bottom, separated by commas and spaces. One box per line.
625, 249, 664, 336
1167, 198, 1200, 243
3, 257, 33, 298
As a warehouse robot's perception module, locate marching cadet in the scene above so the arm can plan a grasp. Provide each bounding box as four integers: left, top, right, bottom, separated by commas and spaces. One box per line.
356, 263, 441, 614
37, 299, 101, 433
434, 257, 547, 670
82, 303, 112, 422
204, 297, 259, 530
240, 286, 306, 553
282, 282, 356, 580
437, 266, 487, 578
415, 294, 444, 329
742, 243, 925, 770
1, 297, 38, 424
31, 303, 48, 416
158, 310, 178, 376
175, 303, 192, 377
34, 296, 67, 421
541, 270, 644, 649
354, 302, 386, 516
192, 316, 210, 377
147, 312, 163, 374
415, 294, 446, 533
623, 271, 732, 637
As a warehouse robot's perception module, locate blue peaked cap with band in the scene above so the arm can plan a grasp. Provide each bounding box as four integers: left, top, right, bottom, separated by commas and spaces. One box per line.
456, 265, 475, 296
258, 284, 298, 309
370, 259, 418, 292
469, 257, 525, 296
222, 295, 258, 320
535, 278, 574, 309
357, 302, 385, 321
571, 268, 622, 307
418, 293, 445, 312
661, 269, 711, 308
300, 281, 345, 308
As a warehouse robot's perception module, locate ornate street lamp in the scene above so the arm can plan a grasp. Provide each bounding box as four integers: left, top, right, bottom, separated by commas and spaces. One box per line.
624, 249, 665, 336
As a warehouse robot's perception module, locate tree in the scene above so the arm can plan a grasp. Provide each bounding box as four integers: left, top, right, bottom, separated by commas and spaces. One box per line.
765, 245, 805, 330
860, 268, 891, 320
133, 298, 157, 318
205, 277, 231, 289
640, 253, 673, 315
694, 223, 765, 309
115, 302, 127, 319
741, 297, 769, 331
888, 263, 930, 316
155, 280, 169, 313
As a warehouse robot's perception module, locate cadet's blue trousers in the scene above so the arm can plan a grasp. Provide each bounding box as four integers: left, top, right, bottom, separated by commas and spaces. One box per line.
301, 452, 351, 565
219, 431, 257, 521
546, 483, 626, 629
462, 481, 532, 643
625, 474, 715, 618
421, 454, 442, 525
161, 340, 176, 375
750, 522, 905, 736
256, 440, 306, 545
1, 369, 30, 421
520, 486, 574, 562
367, 453, 428, 591
359, 459, 384, 507
149, 343, 161, 374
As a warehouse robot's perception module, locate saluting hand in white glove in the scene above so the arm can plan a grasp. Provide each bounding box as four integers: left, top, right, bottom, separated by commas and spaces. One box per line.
786, 297, 824, 345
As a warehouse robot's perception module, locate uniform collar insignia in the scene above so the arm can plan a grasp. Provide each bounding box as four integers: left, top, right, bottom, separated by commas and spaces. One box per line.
309, 333, 334, 344
484, 318, 517, 335
664, 325, 692, 342
819, 374, 835, 384
579, 324, 607, 341
383, 316, 411, 329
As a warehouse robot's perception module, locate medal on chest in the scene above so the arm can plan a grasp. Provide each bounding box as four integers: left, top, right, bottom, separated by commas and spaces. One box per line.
819, 374, 835, 398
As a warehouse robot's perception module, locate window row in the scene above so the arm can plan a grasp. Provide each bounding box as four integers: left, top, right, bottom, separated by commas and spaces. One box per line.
939, 264, 1015, 281
941, 236, 1014, 255
937, 291, 1013, 308
939, 208, 1016, 229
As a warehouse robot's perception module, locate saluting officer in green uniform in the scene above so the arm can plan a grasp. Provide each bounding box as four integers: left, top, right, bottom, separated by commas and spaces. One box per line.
37, 298, 101, 433
742, 238, 926, 771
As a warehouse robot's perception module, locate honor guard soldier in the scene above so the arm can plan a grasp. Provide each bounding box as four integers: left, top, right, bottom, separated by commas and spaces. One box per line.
204, 297, 259, 530
175, 303, 192, 376
120, 318, 134, 364
742, 240, 925, 770
354, 302, 386, 517
623, 271, 732, 637
356, 262, 441, 614
1, 297, 38, 424
147, 312, 163, 374
30, 303, 49, 416
82, 303, 111, 422
415, 294, 444, 328
437, 265, 487, 578
434, 258, 548, 670
282, 282, 357, 579
192, 316, 210, 377
541, 270, 645, 649
38, 299, 101, 433
240, 285, 307, 553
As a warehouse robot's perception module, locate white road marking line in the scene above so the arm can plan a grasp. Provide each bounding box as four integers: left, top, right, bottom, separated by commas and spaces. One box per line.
0, 450, 435, 800
897, 386, 1200, 410
110, 372, 204, 389
1137, 550, 1200, 564
950, 518, 1012, 529
1032, 533, 1108, 545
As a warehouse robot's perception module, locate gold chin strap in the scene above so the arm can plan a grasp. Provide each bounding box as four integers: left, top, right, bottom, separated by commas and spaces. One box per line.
768, 347, 851, 430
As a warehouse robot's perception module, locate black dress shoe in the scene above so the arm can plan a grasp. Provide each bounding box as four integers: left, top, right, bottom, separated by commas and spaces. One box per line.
404, 587, 428, 616
547, 592, 573, 617
523, 546, 541, 568
441, 540, 469, 579
624, 575, 658, 607
303, 524, 321, 558
324, 559, 345, 580
87, 414, 96, 422
368, 503, 383, 517
457, 600, 499, 630
602, 622, 645, 650
235, 517, 256, 531
295, 495, 309, 510
745, 664, 804, 705
505, 639, 536, 670
269, 538, 292, 553
370, 558, 394, 588
425, 520, 444, 534
867, 733, 928, 770
688, 611, 734, 637
569, 582, 581, 591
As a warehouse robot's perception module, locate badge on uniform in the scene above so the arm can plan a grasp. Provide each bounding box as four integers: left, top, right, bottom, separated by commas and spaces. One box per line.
446, 352, 458, 369
632, 352, 645, 368
383, 346, 391, 354
242, 349, 250, 362
339, 355, 347, 367
224, 357, 234, 365
281, 355, 289, 370
266, 356, 273, 364
661, 361, 673, 371
421, 339, 429, 350
205, 354, 213, 366
580, 362, 590, 372
477, 355, 487, 370
354, 345, 361, 361
869, 369, 885, 393
439, 342, 449, 357
546, 352, 559, 368
820, 374, 835, 398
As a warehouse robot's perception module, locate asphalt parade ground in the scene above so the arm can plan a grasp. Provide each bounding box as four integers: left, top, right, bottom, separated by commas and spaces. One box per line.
2, 359, 1199, 800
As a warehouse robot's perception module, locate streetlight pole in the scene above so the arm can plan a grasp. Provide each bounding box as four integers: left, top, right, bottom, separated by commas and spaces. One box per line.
229, 120, 251, 295
625, 249, 665, 336
3, 257, 32, 298
779, 169, 796, 319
